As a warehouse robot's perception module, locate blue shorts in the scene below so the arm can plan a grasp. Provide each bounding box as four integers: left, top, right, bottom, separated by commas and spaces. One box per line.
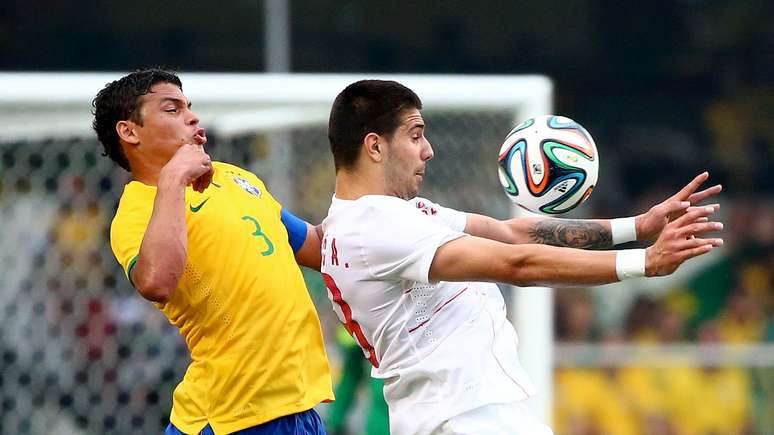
165, 408, 326, 435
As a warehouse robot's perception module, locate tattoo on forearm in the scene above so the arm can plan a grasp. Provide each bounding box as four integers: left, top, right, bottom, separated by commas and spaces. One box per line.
528, 219, 612, 249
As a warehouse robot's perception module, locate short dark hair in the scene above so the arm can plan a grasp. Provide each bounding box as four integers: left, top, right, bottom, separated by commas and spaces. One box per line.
92, 69, 182, 172
328, 80, 422, 171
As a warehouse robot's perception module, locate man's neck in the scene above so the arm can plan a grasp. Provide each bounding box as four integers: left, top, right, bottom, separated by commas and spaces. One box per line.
126, 151, 167, 186
130, 165, 161, 186
128, 158, 164, 186
334, 170, 385, 200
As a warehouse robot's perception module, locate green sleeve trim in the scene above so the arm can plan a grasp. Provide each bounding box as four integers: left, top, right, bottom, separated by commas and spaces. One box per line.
126, 254, 140, 288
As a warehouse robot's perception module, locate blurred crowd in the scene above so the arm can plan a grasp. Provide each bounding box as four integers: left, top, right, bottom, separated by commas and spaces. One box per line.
550, 78, 774, 434
553, 196, 773, 435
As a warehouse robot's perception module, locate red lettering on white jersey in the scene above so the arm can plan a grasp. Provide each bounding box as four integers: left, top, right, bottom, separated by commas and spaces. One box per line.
321, 236, 327, 266
323, 273, 379, 367
331, 237, 339, 266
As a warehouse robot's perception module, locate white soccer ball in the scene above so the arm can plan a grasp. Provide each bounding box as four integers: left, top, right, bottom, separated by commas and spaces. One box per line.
497, 115, 598, 214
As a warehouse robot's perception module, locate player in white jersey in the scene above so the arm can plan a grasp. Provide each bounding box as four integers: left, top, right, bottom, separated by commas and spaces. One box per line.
321, 80, 723, 435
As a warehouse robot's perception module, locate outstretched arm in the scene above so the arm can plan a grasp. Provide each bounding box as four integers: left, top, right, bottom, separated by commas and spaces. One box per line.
464, 213, 615, 249
429, 205, 723, 287
464, 172, 722, 249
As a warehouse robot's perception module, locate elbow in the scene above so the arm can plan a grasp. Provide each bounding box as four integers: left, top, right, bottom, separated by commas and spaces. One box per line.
133, 271, 176, 303
295, 251, 321, 272
503, 252, 540, 287
131, 256, 184, 303
508, 274, 539, 288
137, 283, 173, 303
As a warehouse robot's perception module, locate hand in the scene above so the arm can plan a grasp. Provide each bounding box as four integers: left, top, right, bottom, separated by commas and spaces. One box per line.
644, 206, 723, 277
636, 172, 722, 241
160, 143, 213, 193
191, 164, 213, 193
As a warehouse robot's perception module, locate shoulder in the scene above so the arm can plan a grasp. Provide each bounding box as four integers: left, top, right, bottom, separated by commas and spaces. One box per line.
325, 195, 438, 233
113, 182, 154, 221
213, 161, 265, 183
110, 183, 155, 247
325, 195, 412, 232
359, 195, 413, 211
408, 196, 443, 215
212, 161, 245, 173
350, 195, 422, 222
355, 196, 449, 231
213, 161, 270, 196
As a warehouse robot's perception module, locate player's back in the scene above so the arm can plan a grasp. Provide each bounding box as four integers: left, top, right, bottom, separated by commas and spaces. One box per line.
321, 194, 536, 434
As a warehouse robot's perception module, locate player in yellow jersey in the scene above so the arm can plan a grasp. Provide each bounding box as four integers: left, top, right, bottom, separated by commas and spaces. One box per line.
92, 69, 334, 435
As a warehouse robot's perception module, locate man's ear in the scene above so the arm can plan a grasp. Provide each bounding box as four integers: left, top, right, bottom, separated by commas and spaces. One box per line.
116, 120, 140, 145
363, 132, 383, 163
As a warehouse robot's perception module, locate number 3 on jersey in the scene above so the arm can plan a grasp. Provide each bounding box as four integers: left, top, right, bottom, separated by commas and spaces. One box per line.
322, 273, 379, 368
241, 215, 274, 256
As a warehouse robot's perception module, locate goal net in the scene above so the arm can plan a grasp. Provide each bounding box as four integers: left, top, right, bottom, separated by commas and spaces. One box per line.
0, 72, 554, 434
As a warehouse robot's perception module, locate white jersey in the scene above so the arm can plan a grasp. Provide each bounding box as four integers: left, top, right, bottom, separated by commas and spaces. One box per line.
321, 194, 536, 435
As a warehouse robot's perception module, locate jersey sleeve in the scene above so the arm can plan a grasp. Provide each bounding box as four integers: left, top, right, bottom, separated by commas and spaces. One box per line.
361, 202, 465, 283
280, 208, 308, 253
408, 197, 467, 232
110, 202, 153, 287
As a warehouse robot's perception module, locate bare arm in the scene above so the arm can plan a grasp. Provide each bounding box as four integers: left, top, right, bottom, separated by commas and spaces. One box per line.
464, 172, 722, 249
430, 206, 723, 286
294, 223, 323, 271
131, 144, 212, 302
465, 213, 613, 249
430, 236, 618, 286
132, 175, 188, 302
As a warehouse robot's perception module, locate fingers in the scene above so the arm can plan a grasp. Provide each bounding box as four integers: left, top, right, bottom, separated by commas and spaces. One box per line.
188, 145, 211, 174
669, 211, 723, 261
192, 166, 213, 193
664, 200, 691, 215
178, 142, 204, 154
674, 236, 724, 250
676, 243, 716, 262
674, 171, 709, 200
173, 143, 212, 191
686, 204, 720, 213
675, 221, 723, 239
687, 184, 722, 204
198, 167, 214, 192
671, 205, 716, 227
649, 200, 723, 275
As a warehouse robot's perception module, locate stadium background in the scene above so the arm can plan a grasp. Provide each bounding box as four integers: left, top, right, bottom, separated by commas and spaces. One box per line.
1, 1, 772, 434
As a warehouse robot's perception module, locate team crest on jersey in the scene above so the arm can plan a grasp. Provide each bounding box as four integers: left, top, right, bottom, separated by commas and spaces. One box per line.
232, 176, 262, 198
414, 200, 438, 216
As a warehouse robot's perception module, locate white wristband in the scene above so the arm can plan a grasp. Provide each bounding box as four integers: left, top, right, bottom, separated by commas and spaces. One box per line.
610, 217, 637, 245
616, 249, 646, 281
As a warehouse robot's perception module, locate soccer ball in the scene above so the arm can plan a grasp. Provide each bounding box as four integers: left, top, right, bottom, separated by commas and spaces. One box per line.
497, 115, 598, 215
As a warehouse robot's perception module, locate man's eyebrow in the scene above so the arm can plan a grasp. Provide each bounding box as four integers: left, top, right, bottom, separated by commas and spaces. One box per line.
159, 97, 192, 107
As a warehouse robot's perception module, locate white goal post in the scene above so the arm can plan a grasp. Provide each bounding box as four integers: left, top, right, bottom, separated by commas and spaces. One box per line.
0, 72, 552, 139
0, 72, 555, 422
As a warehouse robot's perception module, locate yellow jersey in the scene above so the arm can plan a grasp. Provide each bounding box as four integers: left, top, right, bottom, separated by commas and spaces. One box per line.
110, 162, 333, 434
